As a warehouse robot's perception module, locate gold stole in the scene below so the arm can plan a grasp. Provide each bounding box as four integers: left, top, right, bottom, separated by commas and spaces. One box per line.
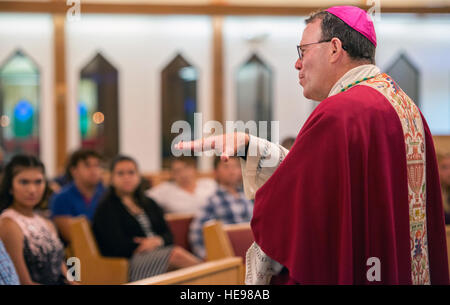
361, 73, 430, 284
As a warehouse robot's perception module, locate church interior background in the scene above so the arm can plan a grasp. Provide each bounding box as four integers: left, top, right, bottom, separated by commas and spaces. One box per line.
0, 0, 449, 178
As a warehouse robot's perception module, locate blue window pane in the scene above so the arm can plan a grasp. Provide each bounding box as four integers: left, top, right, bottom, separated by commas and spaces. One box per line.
0, 50, 40, 158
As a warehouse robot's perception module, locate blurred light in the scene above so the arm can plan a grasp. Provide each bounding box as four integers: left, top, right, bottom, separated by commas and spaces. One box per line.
92, 112, 105, 124
78, 102, 88, 116
0, 115, 10, 127
179, 67, 197, 81
14, 100, 34, 122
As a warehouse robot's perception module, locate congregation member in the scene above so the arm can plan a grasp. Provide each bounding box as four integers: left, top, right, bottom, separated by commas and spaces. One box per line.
93, 155, 201, 282
189, 157, 253, 259
50, 149, 105, 243
0, 155, 75, 285
147, 157, 216, 214
0, 239, 19, 285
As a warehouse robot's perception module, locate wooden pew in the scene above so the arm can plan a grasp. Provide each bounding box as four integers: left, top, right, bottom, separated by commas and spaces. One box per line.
69, 216, 129, 285
69, 215, 244, 285
127, 257, 243, 285
224, 223, 254, 261
203, 220, 253, 262
164, 213, 195, 251
203, 220, 254, 284
203, 220, 234, 261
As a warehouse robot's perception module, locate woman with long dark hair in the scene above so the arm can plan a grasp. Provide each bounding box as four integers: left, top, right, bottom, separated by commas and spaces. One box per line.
93, 155, 201, 282
0, 155, 74, 285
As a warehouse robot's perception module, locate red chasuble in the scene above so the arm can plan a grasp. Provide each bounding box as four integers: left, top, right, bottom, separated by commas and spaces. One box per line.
251, 74, 449, 284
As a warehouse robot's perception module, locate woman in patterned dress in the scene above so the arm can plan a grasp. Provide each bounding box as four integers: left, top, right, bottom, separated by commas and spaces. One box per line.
0, 155, 75, 285
93, 155, 201, 282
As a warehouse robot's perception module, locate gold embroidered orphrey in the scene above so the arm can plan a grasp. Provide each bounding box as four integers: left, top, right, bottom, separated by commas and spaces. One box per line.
356, 73, 430, 284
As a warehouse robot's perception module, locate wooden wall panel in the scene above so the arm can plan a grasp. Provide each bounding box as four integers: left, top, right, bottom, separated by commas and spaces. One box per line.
53, 14, 67, 173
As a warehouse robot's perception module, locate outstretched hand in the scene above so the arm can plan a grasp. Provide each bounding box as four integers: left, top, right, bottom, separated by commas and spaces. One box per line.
174, 132, 250, 161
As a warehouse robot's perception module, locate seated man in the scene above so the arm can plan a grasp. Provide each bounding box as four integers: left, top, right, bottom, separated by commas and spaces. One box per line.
147, 157, 217, 214
0, 239, 19, 285
189, 157, 254, 259
50, 149, 105, 243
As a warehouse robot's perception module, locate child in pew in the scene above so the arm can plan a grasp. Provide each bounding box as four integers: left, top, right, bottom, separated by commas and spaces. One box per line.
0, 155, 76, 285
93, 155, 201, 282
189, 157, 254, 259
146, 156, 217, 214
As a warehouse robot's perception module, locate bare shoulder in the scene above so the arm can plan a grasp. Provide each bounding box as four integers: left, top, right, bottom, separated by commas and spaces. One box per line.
0, 217, 24, 241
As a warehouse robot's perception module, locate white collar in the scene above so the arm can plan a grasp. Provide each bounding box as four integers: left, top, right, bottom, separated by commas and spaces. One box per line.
328, 64, 381, 98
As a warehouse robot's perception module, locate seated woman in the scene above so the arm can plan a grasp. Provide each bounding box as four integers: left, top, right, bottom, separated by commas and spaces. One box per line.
93, 155, 201, 282
0, 155, 74, 285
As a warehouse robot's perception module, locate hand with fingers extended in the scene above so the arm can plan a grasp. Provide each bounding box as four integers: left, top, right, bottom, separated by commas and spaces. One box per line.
174, 132, 250, 162
133, 236, 164, 254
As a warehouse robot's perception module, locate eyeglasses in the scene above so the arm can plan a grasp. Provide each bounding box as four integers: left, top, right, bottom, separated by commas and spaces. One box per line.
296, 39, 332, 60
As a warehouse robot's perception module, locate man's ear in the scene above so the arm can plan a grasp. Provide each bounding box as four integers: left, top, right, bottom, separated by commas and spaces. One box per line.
329, 37, 344, 63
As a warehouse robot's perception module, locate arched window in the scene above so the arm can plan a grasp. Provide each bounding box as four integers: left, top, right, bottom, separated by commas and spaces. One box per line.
386, 52, 421, 107
236, 54, 273, 140
161, 54, 198, 169
0, 50, 40, 158
79, 52, 119, 161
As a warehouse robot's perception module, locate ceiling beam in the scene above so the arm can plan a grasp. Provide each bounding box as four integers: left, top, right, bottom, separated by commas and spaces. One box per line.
0, 1, 449, 15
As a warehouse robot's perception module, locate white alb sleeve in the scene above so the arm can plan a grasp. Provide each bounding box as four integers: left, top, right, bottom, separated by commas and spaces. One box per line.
245, 242, 284, 285
240, 135, 289, 200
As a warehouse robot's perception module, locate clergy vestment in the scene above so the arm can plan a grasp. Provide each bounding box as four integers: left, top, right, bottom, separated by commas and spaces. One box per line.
242, 64, 450, 285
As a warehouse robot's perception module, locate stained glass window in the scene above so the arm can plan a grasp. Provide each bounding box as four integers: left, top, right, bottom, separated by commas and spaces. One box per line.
236, 54, 273, 140
0, 50, 40, 158
79, 53, 119, 161
161, 54, 198, 169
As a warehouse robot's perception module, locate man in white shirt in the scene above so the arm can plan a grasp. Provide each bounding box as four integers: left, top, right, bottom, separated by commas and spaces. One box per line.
147, 157, 217, 214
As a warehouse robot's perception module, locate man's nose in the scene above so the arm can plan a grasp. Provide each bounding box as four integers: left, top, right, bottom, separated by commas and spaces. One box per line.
295, 58, 302, 70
